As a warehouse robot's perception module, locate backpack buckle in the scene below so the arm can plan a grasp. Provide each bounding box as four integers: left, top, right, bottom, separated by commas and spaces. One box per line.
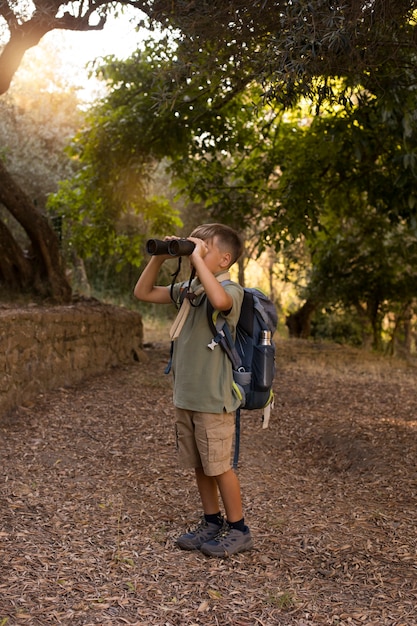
207, 330, 225, 351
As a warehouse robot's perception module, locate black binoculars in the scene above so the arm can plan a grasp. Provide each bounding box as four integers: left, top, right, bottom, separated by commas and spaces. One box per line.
146, 238, 196, 257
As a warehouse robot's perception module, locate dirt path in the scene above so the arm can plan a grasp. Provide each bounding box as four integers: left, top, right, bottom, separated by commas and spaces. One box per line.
1, 338, 416, 625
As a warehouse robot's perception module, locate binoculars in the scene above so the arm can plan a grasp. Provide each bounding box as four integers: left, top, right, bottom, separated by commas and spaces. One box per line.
146, 238, 196, 257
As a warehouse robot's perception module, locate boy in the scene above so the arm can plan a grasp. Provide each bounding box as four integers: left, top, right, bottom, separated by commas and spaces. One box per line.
134, 223, 253, 557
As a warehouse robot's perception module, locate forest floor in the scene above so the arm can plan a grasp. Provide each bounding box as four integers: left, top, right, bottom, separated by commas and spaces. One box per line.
1, 333, 417, 626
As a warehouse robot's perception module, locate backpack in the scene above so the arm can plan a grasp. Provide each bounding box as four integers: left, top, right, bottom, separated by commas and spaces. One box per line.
207, 283, 278, 467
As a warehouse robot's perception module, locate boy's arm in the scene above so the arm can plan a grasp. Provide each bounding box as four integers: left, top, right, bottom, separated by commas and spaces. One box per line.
189, 239, 233, 312
133, 256, 172, 304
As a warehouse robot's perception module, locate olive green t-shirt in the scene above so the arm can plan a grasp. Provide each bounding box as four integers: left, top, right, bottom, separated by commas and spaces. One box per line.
170, 278, 243, 413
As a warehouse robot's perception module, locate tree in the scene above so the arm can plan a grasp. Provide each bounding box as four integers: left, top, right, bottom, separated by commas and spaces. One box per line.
264, 82, 417, 348
0, 0, 416, 99
308, 215, 417, 350
46, 38, 186, 293
46, 41, 287, 289
0, 0, 148, 300
2, 2, 416, 99
0, 37, 82, 182
1, 0, 416, 301
139, 0, 417, 107
69, 29, 417, 348
0, 35, 83, 300
1, 0, 110, 95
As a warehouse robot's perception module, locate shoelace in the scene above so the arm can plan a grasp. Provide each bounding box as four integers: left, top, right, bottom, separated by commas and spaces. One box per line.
213, 524, 232, 540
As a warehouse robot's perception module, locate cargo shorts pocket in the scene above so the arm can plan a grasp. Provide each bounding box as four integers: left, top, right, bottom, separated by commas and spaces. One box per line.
175, 421, 201, 468
205, 420, 235, 464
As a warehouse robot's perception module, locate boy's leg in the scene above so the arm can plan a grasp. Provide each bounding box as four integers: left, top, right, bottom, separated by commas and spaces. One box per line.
195, 467, 220, 514
194, 411, 252, 555
215, 468, 243, 523
176, 469, 223, 551
175, 410, 224, 551
175, 409, 252, 555
191, 411, 244, 523
200, 468, 253, 557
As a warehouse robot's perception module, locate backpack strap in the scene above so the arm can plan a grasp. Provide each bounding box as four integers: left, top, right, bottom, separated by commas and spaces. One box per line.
206, 280, 242, 370
232, 407, 241, 470
252, 292, 275, 331
169, 256, 185, 305
207, 312, 242, 370
206, 281, 244, 469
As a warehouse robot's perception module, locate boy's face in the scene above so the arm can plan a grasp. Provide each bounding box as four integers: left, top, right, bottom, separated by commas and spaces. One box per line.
200, 236, 229, 273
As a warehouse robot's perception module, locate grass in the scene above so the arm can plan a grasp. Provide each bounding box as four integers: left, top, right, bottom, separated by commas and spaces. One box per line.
266, 590, 296, 610
137, 316, 417, 391
276, 336, 417, 382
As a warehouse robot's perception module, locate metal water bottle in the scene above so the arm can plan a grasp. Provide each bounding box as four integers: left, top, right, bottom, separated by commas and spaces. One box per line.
255, 330, 274, 391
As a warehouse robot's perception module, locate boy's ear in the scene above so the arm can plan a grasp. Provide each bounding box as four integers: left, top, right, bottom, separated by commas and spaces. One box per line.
220, 251, 232, 268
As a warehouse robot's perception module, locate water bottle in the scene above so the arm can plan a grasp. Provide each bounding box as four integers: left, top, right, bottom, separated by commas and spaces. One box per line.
254, 330, 274, 391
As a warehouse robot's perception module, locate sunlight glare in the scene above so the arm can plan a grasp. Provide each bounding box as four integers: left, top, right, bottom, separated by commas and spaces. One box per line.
25, 9, 145, 103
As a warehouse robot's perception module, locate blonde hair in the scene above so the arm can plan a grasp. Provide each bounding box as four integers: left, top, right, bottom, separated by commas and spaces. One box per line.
190, 223, 243, 266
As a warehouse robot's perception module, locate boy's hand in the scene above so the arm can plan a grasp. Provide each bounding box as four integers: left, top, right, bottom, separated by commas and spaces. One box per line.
188, 237, 208, 260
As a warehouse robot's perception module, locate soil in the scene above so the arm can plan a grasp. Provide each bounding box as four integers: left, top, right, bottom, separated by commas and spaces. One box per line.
0, 337, 416, 626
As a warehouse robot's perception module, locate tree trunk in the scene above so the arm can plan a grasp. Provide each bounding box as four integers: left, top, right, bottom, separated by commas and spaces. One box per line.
386, 303, 414, 357
286, 299, 317, 338
0, 218, 33, 290
0, 29, 46, 95
0, 159, 71, 302
365, 297, 383, 351
0, 10, 108, 95
353, 303, 373, 349
238, 255, 245, 287
71, 251, 91, 297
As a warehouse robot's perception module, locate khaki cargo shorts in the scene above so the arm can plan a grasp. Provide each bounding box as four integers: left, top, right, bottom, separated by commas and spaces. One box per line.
174, 408, 235, 476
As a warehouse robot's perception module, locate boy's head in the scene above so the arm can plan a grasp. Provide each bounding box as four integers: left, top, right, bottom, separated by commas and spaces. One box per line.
190, 223, 244, 268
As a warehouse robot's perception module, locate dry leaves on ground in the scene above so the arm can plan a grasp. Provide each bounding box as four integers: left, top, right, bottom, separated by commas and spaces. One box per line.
1, 337, 417, 626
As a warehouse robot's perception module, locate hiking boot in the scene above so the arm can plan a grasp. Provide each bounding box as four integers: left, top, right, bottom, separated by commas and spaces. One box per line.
176, 518, 224, 551
200, 523, 254, 557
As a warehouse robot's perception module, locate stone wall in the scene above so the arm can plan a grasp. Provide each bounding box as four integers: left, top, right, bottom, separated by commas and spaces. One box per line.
0, 301, 144, 417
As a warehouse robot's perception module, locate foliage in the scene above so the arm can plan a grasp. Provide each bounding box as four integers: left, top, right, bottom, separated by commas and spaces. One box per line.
311, 307, 365, 347
265, 86, 417, 348
2, 2, 417, 102
46, 43, 185, 273
47, 171, 182, 272
2, 0, 417, 317
66, 25, 417, 349
141, 0, 417, 107
0, 40, 82, 203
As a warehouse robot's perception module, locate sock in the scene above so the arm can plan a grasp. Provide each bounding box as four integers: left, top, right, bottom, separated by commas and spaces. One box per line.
228, 517, 246, 532
204, 512, 223, 526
